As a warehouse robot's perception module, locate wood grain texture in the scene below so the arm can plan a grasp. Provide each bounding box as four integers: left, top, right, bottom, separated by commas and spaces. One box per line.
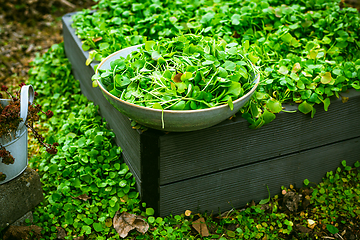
159, 92, 360, 184
160, 137, 360, 216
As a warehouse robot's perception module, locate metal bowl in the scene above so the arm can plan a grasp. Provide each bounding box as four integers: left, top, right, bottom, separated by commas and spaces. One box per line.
96, 45, 260, 132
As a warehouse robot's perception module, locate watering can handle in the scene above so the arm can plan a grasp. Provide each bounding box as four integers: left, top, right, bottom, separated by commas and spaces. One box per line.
18, 85, 34, 132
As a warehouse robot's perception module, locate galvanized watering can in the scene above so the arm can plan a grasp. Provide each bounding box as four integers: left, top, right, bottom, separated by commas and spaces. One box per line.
0, 85, 34, 184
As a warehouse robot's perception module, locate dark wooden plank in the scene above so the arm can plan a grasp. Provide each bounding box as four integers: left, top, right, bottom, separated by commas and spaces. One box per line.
159, 136, 360, 216
159, 89, 360, 184
140, 132, 161, 214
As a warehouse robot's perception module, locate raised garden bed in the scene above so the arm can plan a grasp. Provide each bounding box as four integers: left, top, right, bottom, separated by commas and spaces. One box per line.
62, 12, 360, 216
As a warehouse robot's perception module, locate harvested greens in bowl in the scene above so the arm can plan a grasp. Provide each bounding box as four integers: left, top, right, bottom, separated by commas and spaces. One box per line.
92, 34, 258, 111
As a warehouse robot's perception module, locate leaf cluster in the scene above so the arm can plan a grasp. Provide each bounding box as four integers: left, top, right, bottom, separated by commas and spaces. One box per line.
73, 0, 360, 129
93, 34, 256, 110
23, 41, 360, 240
28, 43, 141, 240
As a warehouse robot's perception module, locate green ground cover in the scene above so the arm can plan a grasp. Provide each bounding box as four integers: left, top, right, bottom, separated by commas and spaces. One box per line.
1, 0, 359, 239
72, 0, 360, 128
20, 42, 359, 240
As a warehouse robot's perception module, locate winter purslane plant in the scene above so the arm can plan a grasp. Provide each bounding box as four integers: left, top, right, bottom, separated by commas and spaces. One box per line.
72, 0, 360, 129
92, 34, 258, 111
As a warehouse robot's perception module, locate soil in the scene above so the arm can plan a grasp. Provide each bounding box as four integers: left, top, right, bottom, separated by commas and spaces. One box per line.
0, 0, 94, 87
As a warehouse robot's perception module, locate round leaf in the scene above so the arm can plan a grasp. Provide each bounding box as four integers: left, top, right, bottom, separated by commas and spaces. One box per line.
298, 101, 313, 114
93, 222, 104, 232
266, 100, 282, 113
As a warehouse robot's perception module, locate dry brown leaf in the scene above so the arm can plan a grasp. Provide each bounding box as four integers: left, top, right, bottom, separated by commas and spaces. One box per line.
105, 218, 113, 228
307, 219, 316, 229
92, 37, 103, 43
296, 224, 312, 234
283, 191, 301, 212
232, 31, 241, 38
56, 227, 67, 239
173, 73, 183, 82
72, 194, 91, 201
192, 217, 209, 237
113, 211, 149, 238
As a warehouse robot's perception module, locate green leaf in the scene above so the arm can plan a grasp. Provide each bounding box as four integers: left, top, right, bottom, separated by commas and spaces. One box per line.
332, 69, 342, 76
304, 179, 310, 186
49, 164, 58, 174
218, 67, 228, 78
266, 100, 282, 113
259, 198, 269, 205
111, 17, 122, 25
321, 72, 332, 84
223, 61, 236, 71
290, 72, 299, 81
202, 60, 214, 66
151, 51, 162, 61
298, 101, 313, 114
326, 224, 339, 234
248, 52, 259, 64
94, 135, 104, 144
93, 222, 104, 232
132, 3, 144, 11
323, 98, 330, 111
322, 36, 332, 44
99, 42, 109, 51
308, 93, 318, 103
82, 225, 92, 235
227, 82, 241, 97
227, 230, 236, 238
227, 97, 234, 111
148, 216, 155, 223
145, 41, 155, 51
262, 109, 276, 124
281, 33, 293, 43
84, 218, 94, 225
278, 66, 289, 75
259, 185, 270, 204
231, 14, 241, 25
296, 79, 305, 89
146, 208, 155, 216
170, 100, 186, 110
111, 59, 126, 70
152, 103, 163, 109
200, 12, 215, 24
119, 180, 127, 187
64, 211, 73, 224
181, 72, 192, 81
249, 118, 265, 129
354, 161, 360, 168
82, 43, 90, 51
157, 57, 166, 64
342, 160, 347, 167
109, 88, 122, 97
